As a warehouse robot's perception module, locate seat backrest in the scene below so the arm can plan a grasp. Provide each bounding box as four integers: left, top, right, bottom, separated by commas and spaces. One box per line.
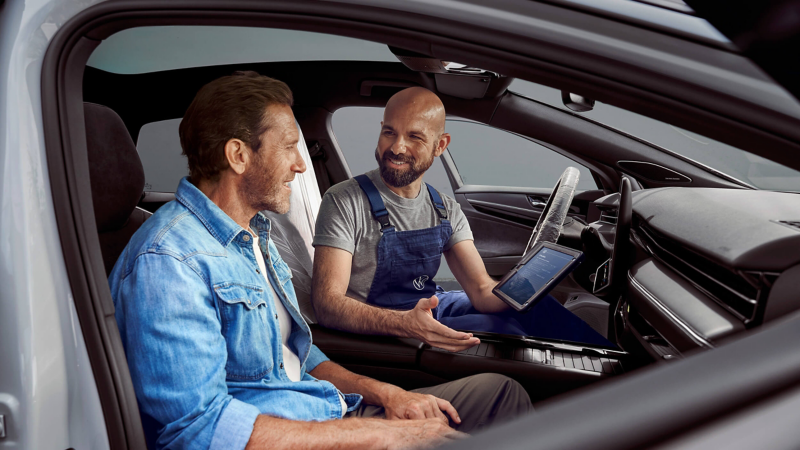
84, 102, 151, 275
262, 123, 322, 323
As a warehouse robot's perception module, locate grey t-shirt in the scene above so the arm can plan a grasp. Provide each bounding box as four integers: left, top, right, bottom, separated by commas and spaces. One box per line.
313, 169, 473, 302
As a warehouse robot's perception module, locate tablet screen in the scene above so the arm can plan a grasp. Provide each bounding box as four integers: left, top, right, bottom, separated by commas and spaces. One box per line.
498, 246, 576, 305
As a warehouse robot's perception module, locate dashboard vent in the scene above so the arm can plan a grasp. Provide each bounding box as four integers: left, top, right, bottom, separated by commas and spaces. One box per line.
599, 211, 618, 225
633, 218, 775, 324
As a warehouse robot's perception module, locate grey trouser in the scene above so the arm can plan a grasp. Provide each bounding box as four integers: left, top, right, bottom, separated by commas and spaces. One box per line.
346, 373, 533, 434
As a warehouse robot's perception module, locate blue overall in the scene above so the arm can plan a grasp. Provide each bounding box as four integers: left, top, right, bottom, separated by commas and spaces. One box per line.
355, 175, 612, 347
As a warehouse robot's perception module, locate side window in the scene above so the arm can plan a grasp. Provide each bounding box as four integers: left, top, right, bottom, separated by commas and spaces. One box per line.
331, 107, 455, 198
136, 119, 186, 192
445, 120, 597, 190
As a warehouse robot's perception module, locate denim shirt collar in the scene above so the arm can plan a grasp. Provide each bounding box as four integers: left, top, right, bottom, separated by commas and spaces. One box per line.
175, 177, 271, 247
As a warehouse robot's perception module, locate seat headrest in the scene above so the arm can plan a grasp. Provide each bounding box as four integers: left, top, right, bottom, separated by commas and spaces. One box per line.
84, 103, 145, 233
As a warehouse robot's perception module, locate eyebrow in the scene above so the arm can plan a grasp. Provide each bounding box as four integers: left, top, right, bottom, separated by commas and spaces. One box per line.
382, 124, 426, 136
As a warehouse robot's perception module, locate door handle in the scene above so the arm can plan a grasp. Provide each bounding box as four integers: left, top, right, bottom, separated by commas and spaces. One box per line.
527, 195, 547, 209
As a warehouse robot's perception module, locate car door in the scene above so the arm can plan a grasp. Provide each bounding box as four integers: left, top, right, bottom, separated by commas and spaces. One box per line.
440, 119, 606, 277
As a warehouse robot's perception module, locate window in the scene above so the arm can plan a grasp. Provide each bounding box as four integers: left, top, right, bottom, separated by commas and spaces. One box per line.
509, 79, 800, 192
136, 119, 186, 192
331, 107, 598, 284
445, 120, 597, 190
87, 26, 397, 74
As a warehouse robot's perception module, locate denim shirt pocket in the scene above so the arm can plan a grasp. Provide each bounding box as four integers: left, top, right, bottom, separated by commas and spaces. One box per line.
272, 257, 293, 285
214, 282, 274, 380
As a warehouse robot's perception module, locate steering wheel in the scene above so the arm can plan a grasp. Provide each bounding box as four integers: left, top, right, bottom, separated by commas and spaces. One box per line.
524, 167, 581, 254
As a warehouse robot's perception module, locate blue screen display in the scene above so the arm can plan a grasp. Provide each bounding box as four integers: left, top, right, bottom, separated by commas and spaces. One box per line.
499, 247, 575, 305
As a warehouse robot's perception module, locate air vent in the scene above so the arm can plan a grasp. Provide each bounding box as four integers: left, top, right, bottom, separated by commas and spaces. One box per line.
618, 161, 691, 183
599, 212, 618, 225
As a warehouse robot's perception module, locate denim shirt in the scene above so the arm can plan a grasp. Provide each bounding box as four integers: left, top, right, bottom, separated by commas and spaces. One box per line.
109, 178, 362, 450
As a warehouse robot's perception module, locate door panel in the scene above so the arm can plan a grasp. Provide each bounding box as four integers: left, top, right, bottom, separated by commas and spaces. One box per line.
456, 186, 605, 277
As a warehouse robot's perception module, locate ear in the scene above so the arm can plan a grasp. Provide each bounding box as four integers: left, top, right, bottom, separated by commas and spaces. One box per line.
434, 132, 451, 157
224, 138, 249, 175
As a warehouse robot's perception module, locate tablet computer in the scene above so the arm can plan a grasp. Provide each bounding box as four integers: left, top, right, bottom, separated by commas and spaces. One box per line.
492, 242, 584, 313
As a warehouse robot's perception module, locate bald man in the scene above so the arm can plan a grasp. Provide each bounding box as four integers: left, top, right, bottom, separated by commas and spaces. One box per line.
311, 87, 610, 351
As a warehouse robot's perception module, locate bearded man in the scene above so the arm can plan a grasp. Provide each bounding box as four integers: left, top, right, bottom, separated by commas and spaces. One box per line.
311, 87, 609, 352
108, 74, 532, 450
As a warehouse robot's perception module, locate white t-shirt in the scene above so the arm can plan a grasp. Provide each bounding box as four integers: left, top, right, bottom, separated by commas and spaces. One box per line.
251, 233, 346, 416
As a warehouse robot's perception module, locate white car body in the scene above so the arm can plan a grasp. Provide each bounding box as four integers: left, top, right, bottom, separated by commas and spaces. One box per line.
0, 0, 108, 448
1, 0, 799, 448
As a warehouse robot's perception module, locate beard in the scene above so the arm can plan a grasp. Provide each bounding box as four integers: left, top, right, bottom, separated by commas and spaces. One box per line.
374, 146, 435, 188
241, 152, 292, 214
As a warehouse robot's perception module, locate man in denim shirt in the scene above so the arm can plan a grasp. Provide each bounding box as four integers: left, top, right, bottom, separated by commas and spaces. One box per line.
109, 71, 532, 450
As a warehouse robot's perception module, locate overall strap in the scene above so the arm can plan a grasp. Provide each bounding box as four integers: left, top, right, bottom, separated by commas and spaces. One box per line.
354, 175, 392, 231
425, 183, 448, 220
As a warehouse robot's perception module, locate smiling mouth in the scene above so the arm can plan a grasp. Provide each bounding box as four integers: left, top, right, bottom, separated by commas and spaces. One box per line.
388, 159, 409, 167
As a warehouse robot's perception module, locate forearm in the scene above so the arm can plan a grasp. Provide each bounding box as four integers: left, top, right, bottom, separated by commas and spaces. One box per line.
468, 279, 510, 313
246, 415, 385, 450
310, 361, 400, 407
444, 241, 510, 313
312, 285, 413, 337
247, 413, 464, 450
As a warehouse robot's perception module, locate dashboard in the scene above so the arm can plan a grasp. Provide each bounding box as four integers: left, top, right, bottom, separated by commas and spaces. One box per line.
605, 187, 800, 359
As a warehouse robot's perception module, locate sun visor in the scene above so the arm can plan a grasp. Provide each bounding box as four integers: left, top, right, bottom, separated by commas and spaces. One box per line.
434, 73, 491, 99
388, 45, 512, 99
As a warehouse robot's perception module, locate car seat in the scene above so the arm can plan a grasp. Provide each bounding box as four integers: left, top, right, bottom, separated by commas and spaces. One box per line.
84, 102, 152, 275
261, 123, 322, 324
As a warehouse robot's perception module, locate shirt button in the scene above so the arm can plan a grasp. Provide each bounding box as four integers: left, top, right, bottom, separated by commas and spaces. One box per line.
275, 314, 278, 319
280, 362, 284, 369
256, 269, 260, 274
243, 234, 250, 242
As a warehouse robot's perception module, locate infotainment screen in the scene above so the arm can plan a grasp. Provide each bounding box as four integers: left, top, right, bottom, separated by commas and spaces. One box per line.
493, 242, 584, 312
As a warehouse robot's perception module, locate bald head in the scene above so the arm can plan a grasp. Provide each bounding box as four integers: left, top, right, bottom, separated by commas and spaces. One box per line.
384, 87, 446, 135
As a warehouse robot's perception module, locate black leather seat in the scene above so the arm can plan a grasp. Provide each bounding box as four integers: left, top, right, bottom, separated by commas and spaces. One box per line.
84, 102, 152, 275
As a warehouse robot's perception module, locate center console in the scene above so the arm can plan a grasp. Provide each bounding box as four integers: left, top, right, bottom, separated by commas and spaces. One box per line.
312, 325, 629, 402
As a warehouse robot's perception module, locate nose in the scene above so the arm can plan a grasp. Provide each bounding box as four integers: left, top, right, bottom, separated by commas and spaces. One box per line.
390, 135, 407, 155
293, 147, 307, 174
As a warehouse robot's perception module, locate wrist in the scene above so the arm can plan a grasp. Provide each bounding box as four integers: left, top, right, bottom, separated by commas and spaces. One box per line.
374, 381, 404, 407
388, 309, 417, 339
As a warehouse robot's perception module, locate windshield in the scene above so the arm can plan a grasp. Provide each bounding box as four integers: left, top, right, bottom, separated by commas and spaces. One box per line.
510, 79, 800, 192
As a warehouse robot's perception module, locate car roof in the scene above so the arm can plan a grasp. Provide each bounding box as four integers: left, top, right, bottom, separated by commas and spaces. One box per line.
537, 0, 735, 49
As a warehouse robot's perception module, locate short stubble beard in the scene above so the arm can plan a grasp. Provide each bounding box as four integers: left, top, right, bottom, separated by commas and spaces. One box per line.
241, 151, 292, 214
375, 146, 435, 188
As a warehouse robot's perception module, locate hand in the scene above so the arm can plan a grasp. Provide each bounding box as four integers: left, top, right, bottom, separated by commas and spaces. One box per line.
378, 418, 469, 450
405, 296, 480, 352
383, 387, 461, 426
